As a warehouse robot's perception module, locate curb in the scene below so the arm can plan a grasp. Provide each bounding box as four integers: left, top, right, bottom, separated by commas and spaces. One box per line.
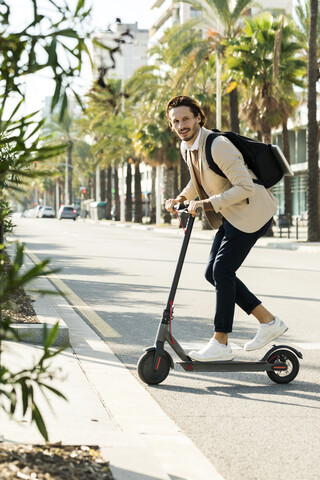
11, 323, 69, 348
6, 242, 70, 347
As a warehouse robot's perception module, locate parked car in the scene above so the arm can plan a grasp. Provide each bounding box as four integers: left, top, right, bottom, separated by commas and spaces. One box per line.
58, 205, 77, 220
40, 206, 55, 218
22, 208, 36, 217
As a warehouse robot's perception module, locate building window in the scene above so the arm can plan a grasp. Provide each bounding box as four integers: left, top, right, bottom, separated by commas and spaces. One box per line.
297, 129, 306, 164
190, 7, 201, 17
292, 173, 307, 216
289, 130, 296, 164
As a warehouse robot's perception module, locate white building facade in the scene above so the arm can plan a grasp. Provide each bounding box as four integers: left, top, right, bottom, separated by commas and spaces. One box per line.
93, 22, 149, 81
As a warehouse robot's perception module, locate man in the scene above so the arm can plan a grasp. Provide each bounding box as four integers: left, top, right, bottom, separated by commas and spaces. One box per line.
165, 95, 287, 362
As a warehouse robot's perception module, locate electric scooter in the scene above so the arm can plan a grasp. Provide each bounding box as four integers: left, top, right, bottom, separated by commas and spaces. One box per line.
137, 204, 302, 386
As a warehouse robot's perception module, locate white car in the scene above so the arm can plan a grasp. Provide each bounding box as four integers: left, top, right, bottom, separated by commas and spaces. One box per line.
39, 206, 55, 218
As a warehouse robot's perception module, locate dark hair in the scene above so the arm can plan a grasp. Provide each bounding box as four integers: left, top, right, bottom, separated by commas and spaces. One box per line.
166, 95, 206, 127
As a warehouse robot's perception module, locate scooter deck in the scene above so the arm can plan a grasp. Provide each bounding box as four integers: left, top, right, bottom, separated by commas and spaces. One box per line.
178, 360, 287, 373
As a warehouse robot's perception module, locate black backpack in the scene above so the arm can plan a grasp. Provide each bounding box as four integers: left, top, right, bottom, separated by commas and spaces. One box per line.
205, 129, 294, 189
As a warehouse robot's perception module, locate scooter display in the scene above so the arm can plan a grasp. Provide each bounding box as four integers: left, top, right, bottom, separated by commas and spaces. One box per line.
137, 204, 302, 385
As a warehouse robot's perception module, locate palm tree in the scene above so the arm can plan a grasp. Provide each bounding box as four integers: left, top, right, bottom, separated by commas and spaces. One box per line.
80, 81, 137, 221
223, 12, 305, 234
125, 64, 180, 224
224, 13, 305, 143
44, 109, 84, 205
172, 0, 255, 132
307, 0, 320, 241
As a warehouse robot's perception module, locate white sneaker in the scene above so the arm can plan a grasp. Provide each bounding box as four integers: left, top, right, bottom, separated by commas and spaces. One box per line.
189, 338, 234, 362
244, 317, 288, 351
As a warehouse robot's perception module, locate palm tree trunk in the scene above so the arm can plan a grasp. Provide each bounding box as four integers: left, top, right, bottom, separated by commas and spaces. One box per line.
282, 121, 292, 219
229, 87, 240, 133
174, 166, 179, 198
162, 166, 175, 224
262, 129, 272, 145
125, 160, 132, 222
68, 142, 73, 205
149, 166, 156, 224
100, 168, 106, 201
134, 161, 142, 223
113, 167, 120, 221
307, 0, 320, 241
106, 166, 112, 219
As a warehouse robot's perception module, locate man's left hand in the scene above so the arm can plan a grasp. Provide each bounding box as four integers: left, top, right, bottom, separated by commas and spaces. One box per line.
187, 200, 203, 216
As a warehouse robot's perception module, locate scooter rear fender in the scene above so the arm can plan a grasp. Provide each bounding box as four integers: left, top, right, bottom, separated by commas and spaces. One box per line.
261, 344, 303, 362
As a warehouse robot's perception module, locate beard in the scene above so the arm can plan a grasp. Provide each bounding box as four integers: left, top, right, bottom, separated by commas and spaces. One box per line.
178, 125, 199, 143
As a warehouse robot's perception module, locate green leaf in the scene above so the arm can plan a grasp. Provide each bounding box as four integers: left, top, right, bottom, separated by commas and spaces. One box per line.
51, 78, 62, 112
59, 91, 68, 122
21, 380, 29, 415
32, 402, 49, 442
39, 383, 68, 401
9, 388, 17, 415
47, 37, 58, 66
43, 322, 59, 349
54, 28, 79, 39
75, 0, 85, 15
2, 99, 24, 130
71, 88, 85, 110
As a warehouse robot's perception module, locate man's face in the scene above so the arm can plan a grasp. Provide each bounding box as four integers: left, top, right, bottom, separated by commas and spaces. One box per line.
168, 106, 201, 146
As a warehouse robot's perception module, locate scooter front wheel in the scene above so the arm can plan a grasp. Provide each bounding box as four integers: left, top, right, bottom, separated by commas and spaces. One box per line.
267, 348, 300, 384
137, 350, 171, 385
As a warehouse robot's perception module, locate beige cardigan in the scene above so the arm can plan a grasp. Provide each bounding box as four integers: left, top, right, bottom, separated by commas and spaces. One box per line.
179, 127, 278, 233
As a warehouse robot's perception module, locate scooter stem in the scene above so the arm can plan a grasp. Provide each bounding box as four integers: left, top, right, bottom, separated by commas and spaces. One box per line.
165, 214, 195, 310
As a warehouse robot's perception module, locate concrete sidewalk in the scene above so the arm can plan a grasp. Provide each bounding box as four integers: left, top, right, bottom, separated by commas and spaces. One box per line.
1, 253, 223, 480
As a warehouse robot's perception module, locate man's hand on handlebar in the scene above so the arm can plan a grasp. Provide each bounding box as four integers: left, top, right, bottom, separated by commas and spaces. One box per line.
165, 198, 181, 213
165, 197, 213, 216
165, 198, 204, 216
187, 200, 203, 216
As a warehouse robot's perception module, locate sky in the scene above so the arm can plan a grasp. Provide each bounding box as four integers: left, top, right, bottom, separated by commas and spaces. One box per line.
90, 0, 155, 31
10, 0, 156, 114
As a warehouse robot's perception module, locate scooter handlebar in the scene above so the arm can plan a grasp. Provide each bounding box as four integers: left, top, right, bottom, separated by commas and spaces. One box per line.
173, 202, 190, 213
174, 201, 202, 215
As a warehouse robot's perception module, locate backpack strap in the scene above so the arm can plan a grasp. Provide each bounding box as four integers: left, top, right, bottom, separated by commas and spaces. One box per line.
205, 133, 227, 179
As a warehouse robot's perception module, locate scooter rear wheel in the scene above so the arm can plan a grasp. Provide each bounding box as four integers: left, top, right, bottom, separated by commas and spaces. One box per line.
267, 348, 299, 384
137, 350, 171, 385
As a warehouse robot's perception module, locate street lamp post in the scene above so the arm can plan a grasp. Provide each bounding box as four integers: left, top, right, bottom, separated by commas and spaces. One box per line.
216, 20, 222, 130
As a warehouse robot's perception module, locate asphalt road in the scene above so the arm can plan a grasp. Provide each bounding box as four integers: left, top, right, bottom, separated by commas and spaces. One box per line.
13, 216, 320, 480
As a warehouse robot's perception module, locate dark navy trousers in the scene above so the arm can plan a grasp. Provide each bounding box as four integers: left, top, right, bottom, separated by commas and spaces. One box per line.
205, 217, 273, 333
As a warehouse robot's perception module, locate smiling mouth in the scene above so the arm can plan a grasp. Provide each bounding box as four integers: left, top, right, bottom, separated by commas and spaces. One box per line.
179, 129, 189, 136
